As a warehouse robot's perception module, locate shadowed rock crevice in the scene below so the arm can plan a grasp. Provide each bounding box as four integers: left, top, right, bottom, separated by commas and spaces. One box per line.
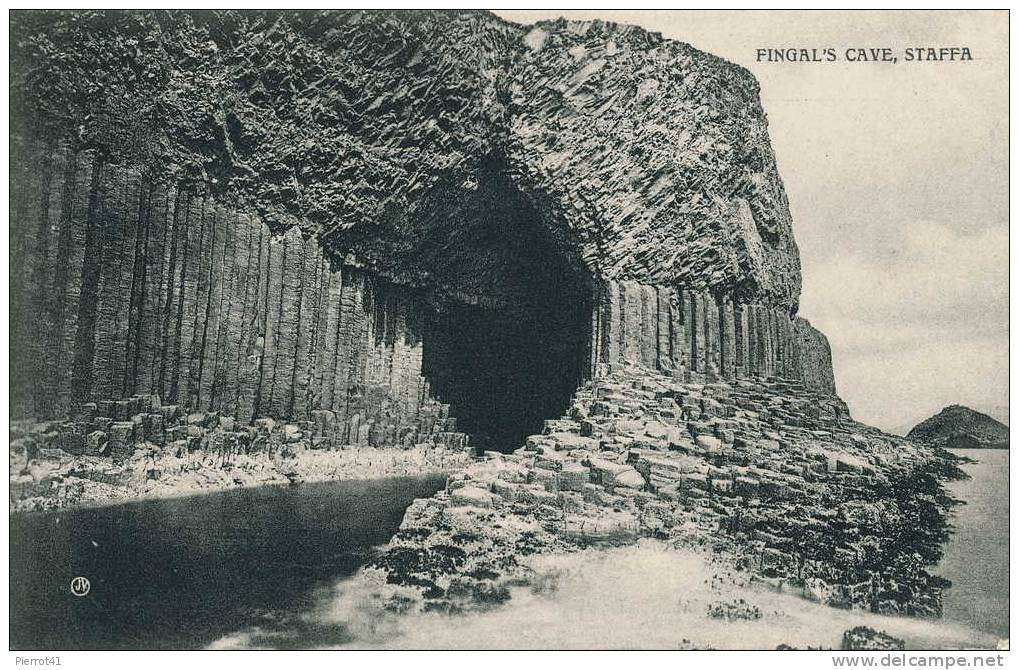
417, 159, 593, 452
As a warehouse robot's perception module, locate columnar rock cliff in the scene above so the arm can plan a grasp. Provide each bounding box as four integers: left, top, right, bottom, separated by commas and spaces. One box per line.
10, 140, 464, 450
11, 11, 971, 643
10, 10, 838, 451
591, 281, 834, 393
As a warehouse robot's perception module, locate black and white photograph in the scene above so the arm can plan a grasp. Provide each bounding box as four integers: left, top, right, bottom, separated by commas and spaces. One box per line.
6, 7, 1010, 658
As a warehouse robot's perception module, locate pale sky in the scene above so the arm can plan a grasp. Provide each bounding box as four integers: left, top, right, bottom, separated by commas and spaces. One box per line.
496, 10, 1008, 434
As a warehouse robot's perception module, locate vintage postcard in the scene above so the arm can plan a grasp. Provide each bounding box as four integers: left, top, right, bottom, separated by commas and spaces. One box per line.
7, 8, 1009, 660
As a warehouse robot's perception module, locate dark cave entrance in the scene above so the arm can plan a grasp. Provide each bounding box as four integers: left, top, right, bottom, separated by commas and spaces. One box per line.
418, 160, 593, 453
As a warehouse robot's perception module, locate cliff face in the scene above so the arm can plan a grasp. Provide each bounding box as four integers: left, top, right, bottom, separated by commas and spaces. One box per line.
9, 10, 838, 451
11, 10, 799, 305
504, 20, 800, 305
589, 282, 835, 394
13, 12, 965, 632
10, 141, 465, 450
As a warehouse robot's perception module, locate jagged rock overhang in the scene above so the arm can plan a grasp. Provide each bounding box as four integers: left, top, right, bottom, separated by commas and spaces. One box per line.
11, 9, 803, 309
9, 8, 841, 442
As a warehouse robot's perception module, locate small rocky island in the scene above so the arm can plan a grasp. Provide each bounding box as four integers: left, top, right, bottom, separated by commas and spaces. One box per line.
908, 405, 1009, 450
8, 10, 982, 650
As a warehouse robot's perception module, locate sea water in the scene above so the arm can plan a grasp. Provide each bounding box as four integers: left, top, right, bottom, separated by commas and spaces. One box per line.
9, 475, 446, 650
936, 449, 1010, 640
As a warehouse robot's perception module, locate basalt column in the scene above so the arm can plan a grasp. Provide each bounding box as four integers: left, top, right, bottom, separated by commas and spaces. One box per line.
11, 11, 846, 448
590, 279, 837, 396
9, 141, 466, 449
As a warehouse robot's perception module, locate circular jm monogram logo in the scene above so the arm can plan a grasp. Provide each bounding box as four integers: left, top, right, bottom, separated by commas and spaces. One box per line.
70, 576, 91, 597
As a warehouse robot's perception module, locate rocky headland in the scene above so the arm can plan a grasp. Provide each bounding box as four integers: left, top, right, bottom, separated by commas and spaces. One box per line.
8, 10, 976, 649
908, 405, 1009, 450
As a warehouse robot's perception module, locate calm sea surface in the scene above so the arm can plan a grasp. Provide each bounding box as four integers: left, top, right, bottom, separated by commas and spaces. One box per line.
9, 476, 446, 650
936, 449, 1009, 639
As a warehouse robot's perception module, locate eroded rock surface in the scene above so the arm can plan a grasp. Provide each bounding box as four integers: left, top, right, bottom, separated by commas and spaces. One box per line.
367, 365, 963, 620
10, 11, 835, 452
11, 10, 799, 305
8, 138, 834, 447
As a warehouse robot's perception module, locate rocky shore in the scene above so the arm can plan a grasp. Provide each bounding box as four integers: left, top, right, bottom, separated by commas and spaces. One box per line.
11, 364, 976, 649
9, 394, 472, 514
358, 365, 966, 640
